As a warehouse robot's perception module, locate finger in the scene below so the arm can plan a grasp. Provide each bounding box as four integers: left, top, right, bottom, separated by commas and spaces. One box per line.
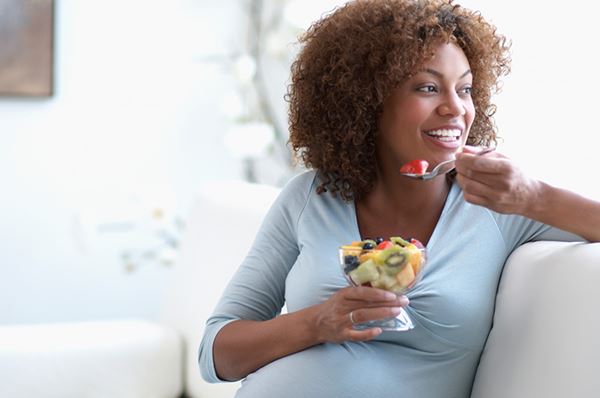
346, 328, 382, 341
459, 145, 488, 154
359, 298, 409, 309
459, 145, 501, 157
345, 286, 400, 303
456, 170, 507, 192
350, 307, 405, 325
456, 155, 504, 174
460, 168, 505, 183
456, 173, 500, 199
462, 191, 491, 208
455, 155, 509, 176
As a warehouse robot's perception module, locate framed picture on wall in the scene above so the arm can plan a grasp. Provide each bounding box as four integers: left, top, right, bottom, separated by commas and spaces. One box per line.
0, 0, 54, 97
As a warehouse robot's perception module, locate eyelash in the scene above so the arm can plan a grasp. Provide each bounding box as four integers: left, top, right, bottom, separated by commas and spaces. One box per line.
417, 85, 473, 95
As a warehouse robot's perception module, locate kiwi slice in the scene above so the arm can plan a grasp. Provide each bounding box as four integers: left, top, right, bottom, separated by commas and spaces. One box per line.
390, 236, 410, 247
379, 247, 408, 275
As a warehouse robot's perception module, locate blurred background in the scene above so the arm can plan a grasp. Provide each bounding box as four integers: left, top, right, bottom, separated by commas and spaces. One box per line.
1, 0, 598, 326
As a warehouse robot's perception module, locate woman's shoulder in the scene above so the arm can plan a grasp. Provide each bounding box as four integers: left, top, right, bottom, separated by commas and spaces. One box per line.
277, 169, 319, 200
283, 169, 319, 190
271, 170, 319, 213
277, 169, 347, 217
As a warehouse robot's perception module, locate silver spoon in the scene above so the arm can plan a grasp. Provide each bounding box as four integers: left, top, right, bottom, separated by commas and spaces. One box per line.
401, 147, 495, 180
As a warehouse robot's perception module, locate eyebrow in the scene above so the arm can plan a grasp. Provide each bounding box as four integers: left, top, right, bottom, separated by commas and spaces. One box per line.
423, 68, 472, 79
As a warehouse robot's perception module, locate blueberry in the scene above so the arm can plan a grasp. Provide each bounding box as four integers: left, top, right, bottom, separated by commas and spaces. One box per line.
375, 237, 385, 244
344, 255, 359, 266
343, 255, 360, 273
362, 242, 375, 250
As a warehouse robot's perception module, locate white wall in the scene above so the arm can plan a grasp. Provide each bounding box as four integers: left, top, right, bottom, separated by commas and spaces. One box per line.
459, 0, 599, 199
1, 0, 598, 325
0, 0, 248, 324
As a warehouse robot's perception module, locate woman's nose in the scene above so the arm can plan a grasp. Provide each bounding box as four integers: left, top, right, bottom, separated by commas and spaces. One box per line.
437, 92, 466, 117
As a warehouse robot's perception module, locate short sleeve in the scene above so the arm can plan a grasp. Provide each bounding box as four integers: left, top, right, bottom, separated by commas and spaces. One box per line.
491, 212, 586, 253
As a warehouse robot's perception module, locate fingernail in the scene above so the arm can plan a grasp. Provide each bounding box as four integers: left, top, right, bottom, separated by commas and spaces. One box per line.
391, 306, 404, 315
398, 296, 409, 306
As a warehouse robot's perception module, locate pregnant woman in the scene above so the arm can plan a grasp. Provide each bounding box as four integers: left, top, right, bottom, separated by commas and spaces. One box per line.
199, 1, 600, 397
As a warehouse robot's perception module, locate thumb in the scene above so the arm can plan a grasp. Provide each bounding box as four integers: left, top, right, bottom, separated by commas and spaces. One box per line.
459, 145, 483, 155
457, 145, 489, 159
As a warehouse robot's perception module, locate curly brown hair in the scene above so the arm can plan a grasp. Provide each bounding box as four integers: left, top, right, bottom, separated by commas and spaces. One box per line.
287, 0, 511, 200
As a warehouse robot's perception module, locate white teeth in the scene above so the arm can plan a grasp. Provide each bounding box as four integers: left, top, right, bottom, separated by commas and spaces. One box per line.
425, 129, 461, 141
435, 136, 458, 142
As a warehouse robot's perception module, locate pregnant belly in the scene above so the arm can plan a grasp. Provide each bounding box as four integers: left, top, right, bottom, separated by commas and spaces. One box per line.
234, 341, 475, 398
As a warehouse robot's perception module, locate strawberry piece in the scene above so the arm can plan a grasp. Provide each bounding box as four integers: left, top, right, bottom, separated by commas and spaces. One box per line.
399, 159, 429, 175
376, 240, 394, 250
410, 238, 425, 249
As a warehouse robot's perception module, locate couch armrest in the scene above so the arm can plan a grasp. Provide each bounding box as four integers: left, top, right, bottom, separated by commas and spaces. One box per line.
0, 320, 183, 398
160, 180, 280, 398
471, 241, 600, 398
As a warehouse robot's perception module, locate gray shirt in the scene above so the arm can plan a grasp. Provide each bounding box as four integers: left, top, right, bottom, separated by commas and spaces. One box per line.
199, 170, 582, 398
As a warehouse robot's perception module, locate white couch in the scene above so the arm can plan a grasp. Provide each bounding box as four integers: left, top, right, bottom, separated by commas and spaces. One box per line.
1, 180, 599, 398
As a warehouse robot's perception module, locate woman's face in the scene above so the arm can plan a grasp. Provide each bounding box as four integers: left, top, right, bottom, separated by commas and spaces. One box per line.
377, 42, 475, 171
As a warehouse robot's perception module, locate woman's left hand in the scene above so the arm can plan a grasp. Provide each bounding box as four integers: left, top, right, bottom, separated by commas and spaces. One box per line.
454, 145, 541, 215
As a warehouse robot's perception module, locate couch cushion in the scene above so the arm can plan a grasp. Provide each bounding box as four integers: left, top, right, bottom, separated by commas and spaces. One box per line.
0, 320, 182, 398
471, 241, 600, 398
160, 180, 280, 398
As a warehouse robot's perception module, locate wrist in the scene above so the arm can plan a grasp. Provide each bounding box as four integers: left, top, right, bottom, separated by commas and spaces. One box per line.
524, 179, 550, 219
304, 304, 326, 344
287, 304, 324, 346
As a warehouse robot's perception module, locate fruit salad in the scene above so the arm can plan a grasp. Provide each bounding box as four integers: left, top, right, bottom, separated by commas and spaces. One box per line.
340, 237, 425, 294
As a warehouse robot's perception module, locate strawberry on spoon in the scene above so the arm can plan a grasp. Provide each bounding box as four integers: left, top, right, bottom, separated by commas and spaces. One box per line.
400, 148, 494, 180
399, 159, 429, 176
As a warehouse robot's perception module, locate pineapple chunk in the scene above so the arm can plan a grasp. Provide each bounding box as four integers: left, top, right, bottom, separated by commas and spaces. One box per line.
371, 272, 398, 290
359, 250, 378, 263
395, 261, 415, 288
407, 247, 423, 275
341, 245, 362, 257
348, 259, 379, 285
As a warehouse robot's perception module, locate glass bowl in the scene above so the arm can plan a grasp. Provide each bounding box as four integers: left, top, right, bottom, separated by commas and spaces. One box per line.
339, 237, 426, 331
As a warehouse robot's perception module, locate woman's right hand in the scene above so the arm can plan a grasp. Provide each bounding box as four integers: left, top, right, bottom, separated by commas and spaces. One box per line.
212, 286, 408, 381
312, 286, 409, 343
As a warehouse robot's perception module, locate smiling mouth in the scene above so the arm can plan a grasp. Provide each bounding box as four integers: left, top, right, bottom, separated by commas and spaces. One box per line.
424, 128, 462, 142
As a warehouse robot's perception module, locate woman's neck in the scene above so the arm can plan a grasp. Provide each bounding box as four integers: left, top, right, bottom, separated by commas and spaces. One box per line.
355, 171, 451, 244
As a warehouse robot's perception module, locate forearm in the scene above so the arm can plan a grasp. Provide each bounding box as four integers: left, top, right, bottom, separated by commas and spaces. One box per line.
213, 305, 321, 381
526, 181, 600, 242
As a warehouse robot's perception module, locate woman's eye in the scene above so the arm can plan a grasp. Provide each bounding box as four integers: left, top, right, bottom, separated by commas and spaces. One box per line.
460, 86, 473, 95
417, 85, 437, 93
